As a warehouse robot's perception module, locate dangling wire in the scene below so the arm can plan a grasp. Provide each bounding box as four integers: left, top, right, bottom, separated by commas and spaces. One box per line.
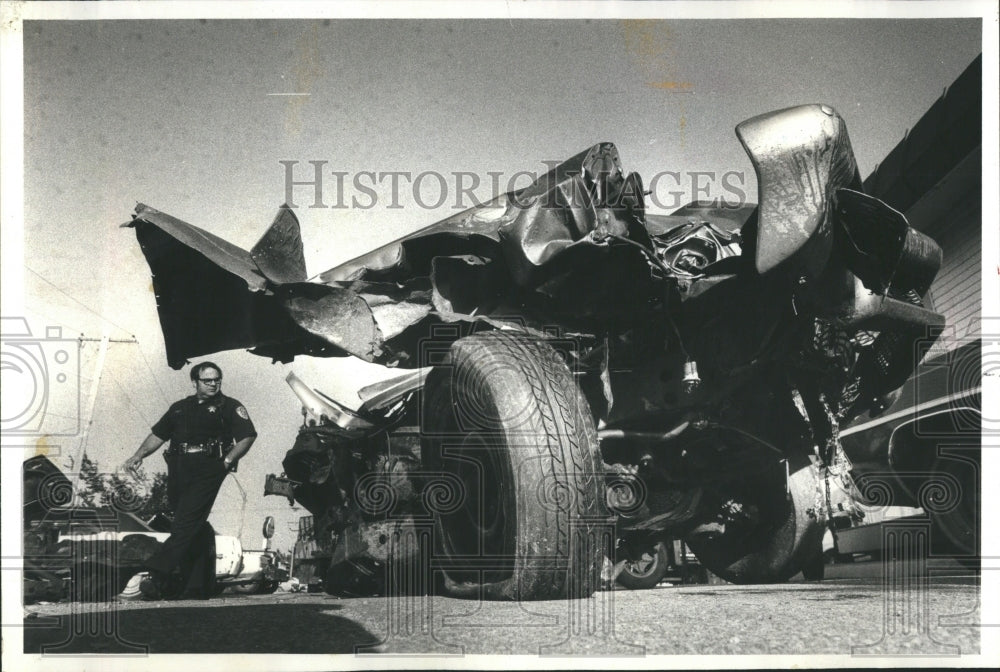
26, 266, 134, 337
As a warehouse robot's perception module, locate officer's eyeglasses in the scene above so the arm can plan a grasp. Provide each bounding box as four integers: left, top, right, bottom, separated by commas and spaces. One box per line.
198, 378, 222, 385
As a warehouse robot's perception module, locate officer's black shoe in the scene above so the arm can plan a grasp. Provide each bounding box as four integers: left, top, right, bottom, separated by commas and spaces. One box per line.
139, 572, 166, 601
138, 577, 160, 600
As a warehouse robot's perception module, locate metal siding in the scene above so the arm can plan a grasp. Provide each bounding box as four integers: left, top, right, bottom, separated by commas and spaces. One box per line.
860, 55, 983, 351
922, 200, 982, 340
863, 56, 981, 214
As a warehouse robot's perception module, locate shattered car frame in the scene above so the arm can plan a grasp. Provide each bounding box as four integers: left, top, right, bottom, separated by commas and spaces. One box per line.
127, 104, 957, 599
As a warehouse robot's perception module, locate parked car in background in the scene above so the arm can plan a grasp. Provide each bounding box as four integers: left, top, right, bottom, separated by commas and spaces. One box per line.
23, 455, 285, 601
616, 536, 708, 589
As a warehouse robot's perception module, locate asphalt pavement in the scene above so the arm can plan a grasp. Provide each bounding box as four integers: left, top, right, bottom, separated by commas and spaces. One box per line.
19, 565, 980, 659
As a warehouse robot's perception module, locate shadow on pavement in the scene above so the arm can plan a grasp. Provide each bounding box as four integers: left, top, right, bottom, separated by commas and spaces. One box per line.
23, 602, 381, 654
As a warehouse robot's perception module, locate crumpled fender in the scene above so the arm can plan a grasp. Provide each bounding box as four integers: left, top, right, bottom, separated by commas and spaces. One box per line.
737, 104, 862, 277
125, 204, 344, 368
126, 143, 652, 368
317, 143, 636, 286
127, 107, 869, 370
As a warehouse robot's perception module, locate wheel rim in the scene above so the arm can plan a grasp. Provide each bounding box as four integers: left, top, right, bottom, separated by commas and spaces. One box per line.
686, 463, 823, 584
623, 551, 659, 578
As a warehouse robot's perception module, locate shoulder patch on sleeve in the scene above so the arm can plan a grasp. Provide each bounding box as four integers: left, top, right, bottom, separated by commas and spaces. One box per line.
236, 405, 249, 420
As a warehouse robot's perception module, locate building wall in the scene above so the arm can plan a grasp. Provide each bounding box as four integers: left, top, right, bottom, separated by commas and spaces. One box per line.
863, 55, 983, 353
921, 191, 982, 343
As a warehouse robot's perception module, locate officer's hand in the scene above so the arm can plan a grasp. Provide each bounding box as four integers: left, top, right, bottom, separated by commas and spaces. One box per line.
122, 455, 142, 474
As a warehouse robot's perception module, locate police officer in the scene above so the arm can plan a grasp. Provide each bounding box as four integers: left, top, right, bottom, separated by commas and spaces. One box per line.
122, 361, 256, 599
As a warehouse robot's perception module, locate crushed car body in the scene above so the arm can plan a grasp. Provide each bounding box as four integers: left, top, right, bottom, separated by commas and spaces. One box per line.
127, 104, 960, 599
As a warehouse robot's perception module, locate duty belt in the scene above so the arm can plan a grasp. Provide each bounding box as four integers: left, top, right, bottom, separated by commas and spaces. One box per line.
166, 440, 226, 458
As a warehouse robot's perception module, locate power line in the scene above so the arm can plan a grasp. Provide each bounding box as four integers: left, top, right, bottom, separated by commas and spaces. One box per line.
23, 307, 84, 336
137, 343, 172, 407
98, 417, 136, 465
109, 375, 154, 427
29, 410, 80, 423
25, 266, 135, 337
79, 337, 140, 344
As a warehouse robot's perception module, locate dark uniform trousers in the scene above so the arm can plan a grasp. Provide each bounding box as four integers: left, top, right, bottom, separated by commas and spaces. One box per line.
144, 391, 255, 598
145, 453, 229, 598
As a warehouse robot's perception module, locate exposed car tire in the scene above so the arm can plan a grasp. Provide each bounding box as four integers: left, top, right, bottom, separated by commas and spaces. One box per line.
685, 462, 824, 584
616, 541, 670, 590
422, 331, 606, 600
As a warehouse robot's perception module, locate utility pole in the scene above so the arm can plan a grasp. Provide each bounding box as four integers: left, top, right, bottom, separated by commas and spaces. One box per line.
228, 473, 248, 542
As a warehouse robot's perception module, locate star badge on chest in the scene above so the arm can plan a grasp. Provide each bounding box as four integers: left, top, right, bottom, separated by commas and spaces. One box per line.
207, 405, 218, 414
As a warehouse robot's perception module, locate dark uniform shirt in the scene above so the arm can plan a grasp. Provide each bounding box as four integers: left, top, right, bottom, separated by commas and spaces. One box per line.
151, 393, 256, 446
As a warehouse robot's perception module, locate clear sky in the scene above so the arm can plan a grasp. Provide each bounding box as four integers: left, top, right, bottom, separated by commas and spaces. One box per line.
5, 7, 988, 552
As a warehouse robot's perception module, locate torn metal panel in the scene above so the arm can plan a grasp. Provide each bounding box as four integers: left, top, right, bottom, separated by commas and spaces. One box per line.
666, 202, 758, 234
129, 203, 268, 291
251, 205, 308, 284
280, 283, 384, 362
834, 189, 941, 295
315, 194, 509, 284
286, 371, 376, 433
128, 211, 308, 368
369, 301, 433, 343
737, 105, 862, 277
126, 142, 652, 367
357, 369, 427, 412
317, 143, 635, 290
351, 279, 435, 343
126, 108, 938, 380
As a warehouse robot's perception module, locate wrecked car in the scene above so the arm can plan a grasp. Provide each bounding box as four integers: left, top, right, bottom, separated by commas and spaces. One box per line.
127, 104, 948, 600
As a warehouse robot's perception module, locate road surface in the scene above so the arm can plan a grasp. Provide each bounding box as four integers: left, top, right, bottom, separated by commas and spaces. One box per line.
19, 564, 980, 658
